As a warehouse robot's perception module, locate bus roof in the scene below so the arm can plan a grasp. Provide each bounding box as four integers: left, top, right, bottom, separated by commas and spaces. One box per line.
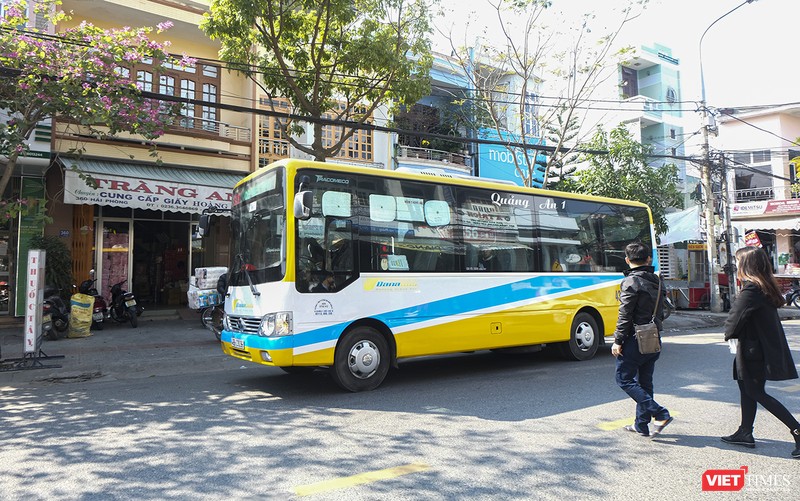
235, 158, 652, 210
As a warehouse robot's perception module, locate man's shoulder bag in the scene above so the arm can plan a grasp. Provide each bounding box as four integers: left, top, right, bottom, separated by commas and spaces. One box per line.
634, 278, 662, 355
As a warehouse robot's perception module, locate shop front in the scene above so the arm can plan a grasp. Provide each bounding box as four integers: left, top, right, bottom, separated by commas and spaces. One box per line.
731, 198, 800, 272
62, 160, 242, 308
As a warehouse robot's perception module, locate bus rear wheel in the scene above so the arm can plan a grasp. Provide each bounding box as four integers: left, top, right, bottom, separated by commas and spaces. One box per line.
559, 312, 600, 361
331, 327, 389, 392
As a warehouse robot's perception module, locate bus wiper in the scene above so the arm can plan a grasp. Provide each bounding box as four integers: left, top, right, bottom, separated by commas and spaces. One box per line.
236, 253, 261, 297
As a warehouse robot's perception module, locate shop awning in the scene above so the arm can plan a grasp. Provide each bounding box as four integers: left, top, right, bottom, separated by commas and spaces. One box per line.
732, 217, 800, 232
62, 159, 245, 215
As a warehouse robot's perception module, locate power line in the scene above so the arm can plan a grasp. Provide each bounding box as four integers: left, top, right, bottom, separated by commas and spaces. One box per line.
7, 28, 800, 170
4, 25, 704, 114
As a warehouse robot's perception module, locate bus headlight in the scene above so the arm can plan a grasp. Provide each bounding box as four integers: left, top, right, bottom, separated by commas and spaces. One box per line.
260, 311, 293, 337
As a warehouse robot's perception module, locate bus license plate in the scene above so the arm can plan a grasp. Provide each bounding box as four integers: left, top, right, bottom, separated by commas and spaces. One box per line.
125, 299, 137, 308
231, 337, 245, 350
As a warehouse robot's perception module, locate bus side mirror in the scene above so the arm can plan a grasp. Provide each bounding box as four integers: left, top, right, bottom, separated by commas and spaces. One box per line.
294, 191, 313, 220
198, 214, 211, 237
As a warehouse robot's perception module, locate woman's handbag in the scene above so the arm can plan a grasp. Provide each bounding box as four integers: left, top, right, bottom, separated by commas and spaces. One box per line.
634, 278, 662, 354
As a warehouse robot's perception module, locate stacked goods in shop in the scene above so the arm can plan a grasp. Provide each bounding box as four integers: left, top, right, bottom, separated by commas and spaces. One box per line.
195, 267, 227, 289
187, 284, 221, 310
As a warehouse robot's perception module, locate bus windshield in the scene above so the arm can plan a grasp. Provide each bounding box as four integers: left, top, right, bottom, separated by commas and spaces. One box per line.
230, 169, 285, 285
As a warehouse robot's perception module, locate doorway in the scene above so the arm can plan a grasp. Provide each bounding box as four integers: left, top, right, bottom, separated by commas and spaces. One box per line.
132, 220, 190, 307
99, 220, 132, 306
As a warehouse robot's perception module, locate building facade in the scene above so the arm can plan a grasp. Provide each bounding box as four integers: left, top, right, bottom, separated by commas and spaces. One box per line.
717, 105, 800, 276
618, 43, 689, 189
45, 0, 253, 310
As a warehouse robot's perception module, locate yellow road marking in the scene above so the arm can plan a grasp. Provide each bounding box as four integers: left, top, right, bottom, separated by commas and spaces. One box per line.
293, 462, 430, 497
598, 411, 680, 431
780, 384, 800, 393
597, 417, 634, 431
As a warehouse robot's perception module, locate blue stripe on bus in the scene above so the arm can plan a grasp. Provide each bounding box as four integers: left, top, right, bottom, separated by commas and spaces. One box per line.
290, 274, 621, 350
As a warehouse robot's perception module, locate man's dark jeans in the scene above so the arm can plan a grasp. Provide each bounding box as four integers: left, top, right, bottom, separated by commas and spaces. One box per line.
615, 337, 670, 434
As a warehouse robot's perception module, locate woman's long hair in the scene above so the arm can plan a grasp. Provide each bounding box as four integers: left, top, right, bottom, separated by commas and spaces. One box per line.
735, 246, 785, 307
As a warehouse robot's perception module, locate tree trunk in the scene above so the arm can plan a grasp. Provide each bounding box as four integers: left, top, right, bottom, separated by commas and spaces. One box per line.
7, 202, 17, 318
312, 121, 326, 162
0, 153, 19, 201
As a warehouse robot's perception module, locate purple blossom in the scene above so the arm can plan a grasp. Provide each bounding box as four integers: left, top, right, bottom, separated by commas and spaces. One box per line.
178, 55, 197, 67
5, 6, 22, 18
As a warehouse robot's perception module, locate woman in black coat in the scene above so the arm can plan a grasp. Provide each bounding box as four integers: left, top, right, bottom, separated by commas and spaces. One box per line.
722, 246, 800, 459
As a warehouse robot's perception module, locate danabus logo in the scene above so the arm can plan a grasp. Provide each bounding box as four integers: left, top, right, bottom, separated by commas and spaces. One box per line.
702, 466, 747, 491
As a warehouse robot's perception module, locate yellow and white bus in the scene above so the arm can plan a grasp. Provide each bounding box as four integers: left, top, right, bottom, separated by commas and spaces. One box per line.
213, 159, 657, 391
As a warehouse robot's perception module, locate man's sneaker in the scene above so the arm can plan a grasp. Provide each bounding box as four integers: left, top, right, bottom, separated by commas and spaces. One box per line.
624, 424, 650, 437
721, 429, 755, 449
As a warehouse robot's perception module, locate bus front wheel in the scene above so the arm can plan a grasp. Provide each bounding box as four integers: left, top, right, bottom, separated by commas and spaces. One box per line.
559, 312, 600, 361
331, 327, 390, 392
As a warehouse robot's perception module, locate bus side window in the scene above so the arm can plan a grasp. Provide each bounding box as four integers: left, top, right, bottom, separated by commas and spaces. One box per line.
435, 252, 455, 272
465, 244, 479, 271
412, 251, 438, 272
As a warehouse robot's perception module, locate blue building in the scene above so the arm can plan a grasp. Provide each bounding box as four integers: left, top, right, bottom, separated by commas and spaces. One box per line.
619, 43, 691, 191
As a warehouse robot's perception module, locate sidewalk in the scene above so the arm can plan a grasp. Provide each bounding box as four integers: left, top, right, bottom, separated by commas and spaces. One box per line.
2, 306, 799, 385
663, 305, 800, 332
0, 307, 222, 384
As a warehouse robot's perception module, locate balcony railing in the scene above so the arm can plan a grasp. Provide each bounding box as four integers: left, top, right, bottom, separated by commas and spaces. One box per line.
621, 96, 663, 125
396, 145, 471, 170
733, 184, 799, 203
170, 117, 252, 142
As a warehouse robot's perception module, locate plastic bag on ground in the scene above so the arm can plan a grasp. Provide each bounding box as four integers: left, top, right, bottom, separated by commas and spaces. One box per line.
68, 293, 93, 338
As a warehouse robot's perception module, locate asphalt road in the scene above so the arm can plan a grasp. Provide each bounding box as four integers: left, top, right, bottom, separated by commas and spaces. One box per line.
1, 317, 799, 500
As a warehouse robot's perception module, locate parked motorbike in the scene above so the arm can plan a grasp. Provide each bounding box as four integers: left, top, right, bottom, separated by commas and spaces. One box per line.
662, 285, 676, 320
42, 285, 70, 340
785, 281, 800, 310
109, 279, 143, 328
78, 271, 107, 331
199, 274, 227, 341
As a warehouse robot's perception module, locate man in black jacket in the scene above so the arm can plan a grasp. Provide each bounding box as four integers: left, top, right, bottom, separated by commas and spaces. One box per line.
611, 242, 673, 437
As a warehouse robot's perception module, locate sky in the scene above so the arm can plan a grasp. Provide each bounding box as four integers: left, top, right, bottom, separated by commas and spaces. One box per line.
434, 0, 799, 110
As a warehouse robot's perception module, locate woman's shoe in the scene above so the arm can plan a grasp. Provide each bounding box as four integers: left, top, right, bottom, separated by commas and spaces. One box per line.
791, 429, 800, 459
721, 428, 755, 449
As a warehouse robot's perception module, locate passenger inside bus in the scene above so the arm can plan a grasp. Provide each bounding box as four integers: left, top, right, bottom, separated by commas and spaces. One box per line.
311, 272, 336, 292
297, 238, 325, 292
478, 248, 498, 271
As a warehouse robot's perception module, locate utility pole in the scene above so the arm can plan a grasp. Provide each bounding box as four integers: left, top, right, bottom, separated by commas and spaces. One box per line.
699, 110, 721, 312
720, 153, 736, 308
698, 0, 757, 313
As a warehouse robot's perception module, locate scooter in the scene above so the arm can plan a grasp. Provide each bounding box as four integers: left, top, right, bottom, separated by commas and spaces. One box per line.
109, 279, 143, 328
785, 281, 800, 310
42, 285, 70, 340
199, 274, 227, 341
78, 271, 107, 331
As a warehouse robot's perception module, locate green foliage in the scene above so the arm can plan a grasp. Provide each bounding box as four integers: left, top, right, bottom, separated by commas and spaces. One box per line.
29, 235, 73, 298
563, 124, 683, 238
0, 197, 51, 224
544, 110, 580, 186
202, 0, 434, 160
